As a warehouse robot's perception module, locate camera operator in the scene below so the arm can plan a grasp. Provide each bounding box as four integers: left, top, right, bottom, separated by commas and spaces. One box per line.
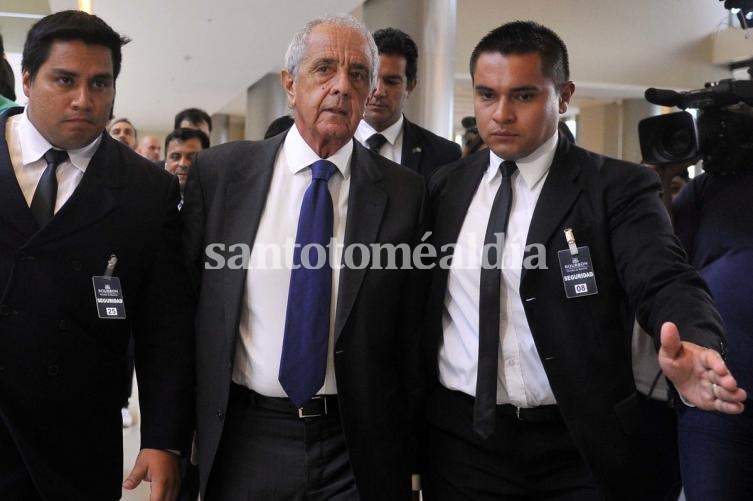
656, 102, 753, 501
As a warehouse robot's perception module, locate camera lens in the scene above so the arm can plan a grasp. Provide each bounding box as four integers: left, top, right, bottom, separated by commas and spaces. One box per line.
659, 128, 694, 160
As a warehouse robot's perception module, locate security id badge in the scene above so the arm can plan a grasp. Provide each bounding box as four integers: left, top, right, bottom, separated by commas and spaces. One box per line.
92, 255, 126, 319
557, 228, 598, 299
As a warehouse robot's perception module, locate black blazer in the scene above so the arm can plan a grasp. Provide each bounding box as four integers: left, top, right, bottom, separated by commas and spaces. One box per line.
400, 118, 461, 178
182, 133, 428, 501
424, 137, 724, 499
0, 108, 195, 500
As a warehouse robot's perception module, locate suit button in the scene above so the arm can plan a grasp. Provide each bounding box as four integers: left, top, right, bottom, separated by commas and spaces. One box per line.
216, 410, 224, 420
0, 304, 13, 316
58, 320, 69, 331
70, 260, 83, 271
47, 365, 60, 376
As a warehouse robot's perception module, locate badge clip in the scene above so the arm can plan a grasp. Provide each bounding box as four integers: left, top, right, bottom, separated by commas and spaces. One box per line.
564, 228, 579, 255
104, 254, 117, 278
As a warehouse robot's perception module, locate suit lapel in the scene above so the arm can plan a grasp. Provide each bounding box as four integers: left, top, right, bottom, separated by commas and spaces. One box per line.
29, 134, 121, 247
400, 118, 421, 171
522, 139, 583, 282
222, 137, 281, 348
430, 151, 487, 303
433, 151, 487, 249
0, 107, 39, 241
334, 141, 388, 341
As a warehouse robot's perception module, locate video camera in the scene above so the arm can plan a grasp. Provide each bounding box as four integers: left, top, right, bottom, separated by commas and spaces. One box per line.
638, 79, 753, 174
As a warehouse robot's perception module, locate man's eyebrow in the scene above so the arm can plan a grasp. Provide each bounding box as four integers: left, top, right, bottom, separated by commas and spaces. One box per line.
48, 67, 113, 80
474, 84, 541, 93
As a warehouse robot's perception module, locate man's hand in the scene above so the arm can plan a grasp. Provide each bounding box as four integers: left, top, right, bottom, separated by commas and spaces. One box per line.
123, 448, 180, 501
658, 321, 747, 413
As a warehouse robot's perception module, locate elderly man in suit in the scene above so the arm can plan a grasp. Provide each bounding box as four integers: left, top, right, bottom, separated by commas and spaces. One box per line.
421, 21, 746, 501
0, 10, 194, 501
182, 14, 426, 501
356, 28, 461, 178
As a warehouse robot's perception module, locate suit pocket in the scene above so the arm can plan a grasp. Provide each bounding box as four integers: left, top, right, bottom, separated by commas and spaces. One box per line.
613, 391, 641, 436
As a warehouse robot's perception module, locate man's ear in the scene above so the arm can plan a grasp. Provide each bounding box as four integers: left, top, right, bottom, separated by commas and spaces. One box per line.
22, 70, 32, 98
407, 79, 417, 96
559, 81, 575, 114
281, 70, 295, 108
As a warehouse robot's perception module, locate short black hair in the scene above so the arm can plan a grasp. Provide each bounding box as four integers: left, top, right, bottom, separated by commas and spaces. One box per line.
173, 108, 212, 132
22, 10, 130, 82
470, 21, 570, 89
0, 33, 16, 101
164, 127, 210, 152
264, 115, 294, 139
372, 28, 418, 85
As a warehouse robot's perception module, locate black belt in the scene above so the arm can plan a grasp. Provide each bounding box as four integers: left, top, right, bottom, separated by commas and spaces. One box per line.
437, 385, 562, 423
497, 403, 562, 423
230, 383, 338, 419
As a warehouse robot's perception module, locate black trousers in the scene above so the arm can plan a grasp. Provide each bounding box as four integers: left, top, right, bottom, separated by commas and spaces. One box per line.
422, 386, 603, 501
0, 418, 42, 501
204, 385, 359, 501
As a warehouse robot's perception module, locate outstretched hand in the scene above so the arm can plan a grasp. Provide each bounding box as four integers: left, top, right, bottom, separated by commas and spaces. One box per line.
658, 321, 746, 414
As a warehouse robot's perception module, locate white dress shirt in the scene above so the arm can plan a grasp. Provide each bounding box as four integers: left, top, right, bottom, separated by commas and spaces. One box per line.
439, 132, 559, 407
356, 114, 404, 164
232, 124, 351, 397
6, 109, 101, 211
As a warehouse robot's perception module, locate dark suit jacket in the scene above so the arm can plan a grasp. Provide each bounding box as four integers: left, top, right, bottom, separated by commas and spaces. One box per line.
0, 107, 195, 500
424, 137, 725, 500
400, 118, 461, 178
182, 133, 427, 501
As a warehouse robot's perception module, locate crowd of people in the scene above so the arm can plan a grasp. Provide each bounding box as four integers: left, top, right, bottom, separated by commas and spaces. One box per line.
1, 8, 751, 501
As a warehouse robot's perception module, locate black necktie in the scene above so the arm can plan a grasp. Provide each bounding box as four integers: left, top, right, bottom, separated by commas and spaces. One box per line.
475, 160, 518, 439
30, 149, 69, 228
366, 133, 388, 154
279, 160, 337, 407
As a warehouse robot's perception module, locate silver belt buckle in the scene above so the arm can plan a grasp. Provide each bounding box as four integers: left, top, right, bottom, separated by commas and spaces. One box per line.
298, 395, 327, 418
515, 406, 522, 421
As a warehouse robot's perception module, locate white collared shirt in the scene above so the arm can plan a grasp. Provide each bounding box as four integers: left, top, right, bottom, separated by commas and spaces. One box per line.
439, 132, 559, 407
356, 114, 404, 164
232, 124, 351, 397
6, 108, 101, 212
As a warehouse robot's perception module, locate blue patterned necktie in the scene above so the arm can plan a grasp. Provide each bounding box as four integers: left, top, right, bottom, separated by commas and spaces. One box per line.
475, 160, 518, 438
279, 159, 337, 407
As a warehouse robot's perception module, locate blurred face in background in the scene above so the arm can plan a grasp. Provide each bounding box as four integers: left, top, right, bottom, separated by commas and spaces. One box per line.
364, 53, 415, 132
136, 135, 161, 161
165, 137, 202, 192
108, 119, 137, 149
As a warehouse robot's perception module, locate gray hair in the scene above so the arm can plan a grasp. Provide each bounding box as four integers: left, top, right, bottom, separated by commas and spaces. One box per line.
283, 13, 378, 92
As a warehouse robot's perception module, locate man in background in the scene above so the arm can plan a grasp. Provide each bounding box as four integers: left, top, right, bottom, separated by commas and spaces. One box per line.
164, 127, 209, 203
108, 116, 137, 149
356, 27, 460, 178
174, 107, 211, 141
137, 134, 162, 162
